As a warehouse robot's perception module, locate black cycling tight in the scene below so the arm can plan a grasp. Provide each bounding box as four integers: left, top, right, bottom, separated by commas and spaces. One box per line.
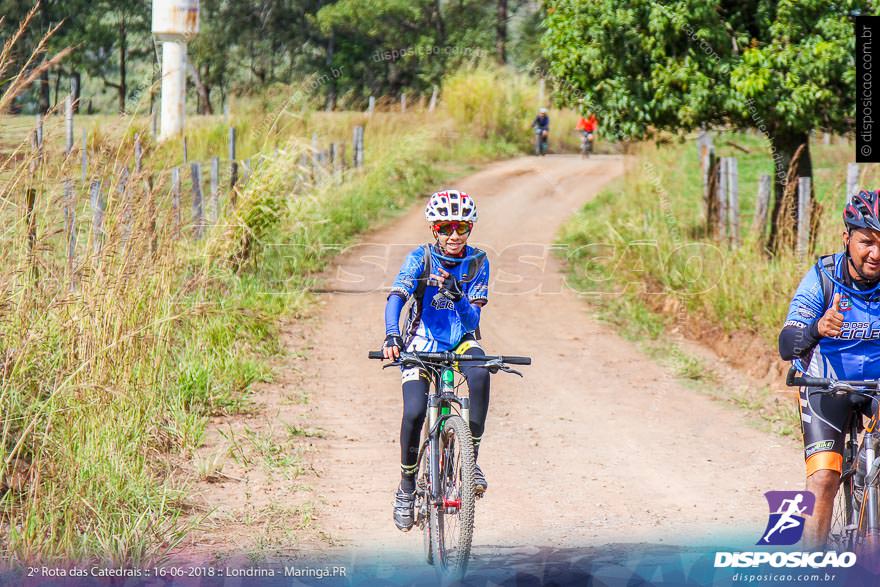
399, 347, 490, 484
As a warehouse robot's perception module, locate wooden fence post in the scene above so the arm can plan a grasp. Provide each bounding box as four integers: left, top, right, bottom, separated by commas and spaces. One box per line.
90, 180, 104, 255
353, 126, 364, 168
368, 96, 375, 116
134, 135, 144, 174
64, 179, 76, 290
35, 113, 43, 163
65, 95, 74, 156
171, 167, 181, 240
25, 187, 36, 257
81, 129, 88, 183
727, 156, 739, 248
428, 86, 438, 112
705, 146, 717, 236
311, 133, 319, 179
797, 177, 812, 259
191, 162, 203, 239
229, 127, 238, 206
401, 93, 407, 113
210, 156, 220, 223
753, 174, 771, 241
118, 168, 132, 248
339, 143, 347, 172
242, 159, 251, 185
717, 157, 728, 241
847, 162, 860, 203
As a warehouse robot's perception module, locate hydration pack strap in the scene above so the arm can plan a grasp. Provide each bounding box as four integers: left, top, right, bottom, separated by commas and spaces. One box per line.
816, 254, 836, 312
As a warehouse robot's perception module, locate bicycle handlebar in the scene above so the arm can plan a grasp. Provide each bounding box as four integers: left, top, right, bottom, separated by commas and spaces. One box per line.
368, 350, 531, 365
786, 366, 880, 391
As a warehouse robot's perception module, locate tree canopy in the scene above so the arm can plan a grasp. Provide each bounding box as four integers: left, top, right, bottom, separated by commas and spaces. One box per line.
542, 0, 872, 251
0, 0, 544, 114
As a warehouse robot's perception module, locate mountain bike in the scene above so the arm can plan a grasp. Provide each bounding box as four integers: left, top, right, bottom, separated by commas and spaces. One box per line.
368, 349, 531, 580
580, 130, 594, 158
534, 128, 548, 156
787, 367, 880, 552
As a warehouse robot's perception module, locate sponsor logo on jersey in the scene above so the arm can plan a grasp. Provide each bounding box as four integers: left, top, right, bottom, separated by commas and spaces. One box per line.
838, 321, 880, 340
431, 294, 455, 311
839, 294, 853, 312
797, 306, 818, 319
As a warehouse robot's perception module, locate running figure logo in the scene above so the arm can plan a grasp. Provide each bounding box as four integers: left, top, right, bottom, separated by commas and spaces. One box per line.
758, 491, 816, 546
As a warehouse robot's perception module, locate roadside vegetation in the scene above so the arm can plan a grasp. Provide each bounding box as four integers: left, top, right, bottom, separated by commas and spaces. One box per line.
558, 131, 876, 435
0, 63, 538, 564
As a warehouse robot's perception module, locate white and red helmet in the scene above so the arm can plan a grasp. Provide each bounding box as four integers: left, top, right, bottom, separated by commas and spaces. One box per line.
424, 189, 478, 224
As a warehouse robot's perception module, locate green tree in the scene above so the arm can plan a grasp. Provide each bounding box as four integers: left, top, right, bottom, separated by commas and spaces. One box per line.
316, 0, 497, 103
543, 0, 870, 252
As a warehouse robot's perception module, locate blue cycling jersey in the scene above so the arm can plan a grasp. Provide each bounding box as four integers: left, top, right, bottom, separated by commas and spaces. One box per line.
389, 244, 490, 352
786, 252, 880, 379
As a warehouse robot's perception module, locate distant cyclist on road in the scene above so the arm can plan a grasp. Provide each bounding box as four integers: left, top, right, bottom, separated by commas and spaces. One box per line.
576, 112, 597, 135
532, 108, 550, 153
576, 113, 598, 155
382, 189, 491, 532
779, 190, 880, 549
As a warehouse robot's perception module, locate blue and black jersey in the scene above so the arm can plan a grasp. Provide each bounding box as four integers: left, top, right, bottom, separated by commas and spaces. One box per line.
532, 115, 550, 131
388, 244, 489, 352
781, 252, 880, 380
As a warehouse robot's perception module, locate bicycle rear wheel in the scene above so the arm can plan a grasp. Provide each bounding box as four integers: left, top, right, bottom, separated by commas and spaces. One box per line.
429, 415, 475, 580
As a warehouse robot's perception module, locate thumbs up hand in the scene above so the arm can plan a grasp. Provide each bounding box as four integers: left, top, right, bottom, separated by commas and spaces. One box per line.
817, 293, 845, 337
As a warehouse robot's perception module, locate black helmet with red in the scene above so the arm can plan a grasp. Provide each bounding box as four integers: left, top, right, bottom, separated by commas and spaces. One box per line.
844, 190, 880, 233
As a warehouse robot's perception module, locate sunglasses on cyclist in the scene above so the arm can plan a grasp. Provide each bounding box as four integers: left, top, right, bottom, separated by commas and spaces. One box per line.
433, 222, 472, 236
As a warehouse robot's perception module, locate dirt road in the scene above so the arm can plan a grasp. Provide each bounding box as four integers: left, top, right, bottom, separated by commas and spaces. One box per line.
181, 155, 803, 565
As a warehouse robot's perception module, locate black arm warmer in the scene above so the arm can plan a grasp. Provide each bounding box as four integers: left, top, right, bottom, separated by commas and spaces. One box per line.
778, 321, 821, 361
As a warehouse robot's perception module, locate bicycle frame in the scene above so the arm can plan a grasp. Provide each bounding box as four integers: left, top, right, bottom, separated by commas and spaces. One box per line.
863, 427, 880, 538
788, 367, 880, 547
368, 348, 529, 576
423, 365, 470, 506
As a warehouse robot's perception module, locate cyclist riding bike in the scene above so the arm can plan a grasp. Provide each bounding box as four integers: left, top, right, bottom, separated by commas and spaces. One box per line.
576, 113, 597, 155
780, 189, 880, 549
532, 108, 550, 147
576, 113, 597, 135
382, 189, 491, 532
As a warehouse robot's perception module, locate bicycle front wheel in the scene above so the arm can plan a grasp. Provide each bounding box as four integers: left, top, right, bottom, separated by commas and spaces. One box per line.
429, 414, 475, 580
829, 469, 857, 551
419, 440, 433, 566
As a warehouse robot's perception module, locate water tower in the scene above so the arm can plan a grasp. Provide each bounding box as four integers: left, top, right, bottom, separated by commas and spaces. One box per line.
152, 0, 199, 141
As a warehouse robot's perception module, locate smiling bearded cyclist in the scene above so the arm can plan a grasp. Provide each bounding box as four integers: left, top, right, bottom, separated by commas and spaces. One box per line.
382, 189, 490, 532
780, 190, 880, 549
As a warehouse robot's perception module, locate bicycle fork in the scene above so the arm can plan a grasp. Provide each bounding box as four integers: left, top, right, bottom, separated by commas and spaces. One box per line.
865, 432, 880, 538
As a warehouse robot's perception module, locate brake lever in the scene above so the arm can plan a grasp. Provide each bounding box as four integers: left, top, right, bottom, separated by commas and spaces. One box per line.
475, 359, 523, 377
501, 365, 524, 377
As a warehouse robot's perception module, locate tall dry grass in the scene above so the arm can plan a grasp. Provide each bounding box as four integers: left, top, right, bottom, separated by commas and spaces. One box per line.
0, 52, 529, 564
